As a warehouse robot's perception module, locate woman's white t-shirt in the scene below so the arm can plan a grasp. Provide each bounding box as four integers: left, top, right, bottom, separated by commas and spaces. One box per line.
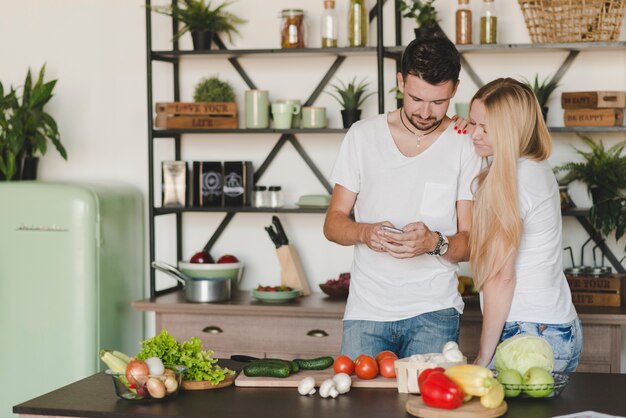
330, 113, 482, 321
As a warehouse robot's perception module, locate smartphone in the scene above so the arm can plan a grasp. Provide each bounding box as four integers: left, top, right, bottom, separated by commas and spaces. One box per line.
382, 225, 404, 234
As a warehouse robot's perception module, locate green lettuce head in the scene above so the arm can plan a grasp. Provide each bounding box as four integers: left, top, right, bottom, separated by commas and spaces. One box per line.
495, 334, 554, 375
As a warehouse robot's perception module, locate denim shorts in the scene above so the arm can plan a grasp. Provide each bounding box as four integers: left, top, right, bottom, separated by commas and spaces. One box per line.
341, 308, 460, 359
490, 318, 583, 372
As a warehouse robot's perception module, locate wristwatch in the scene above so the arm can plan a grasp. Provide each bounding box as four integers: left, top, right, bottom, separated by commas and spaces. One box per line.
427, 231, 449, 256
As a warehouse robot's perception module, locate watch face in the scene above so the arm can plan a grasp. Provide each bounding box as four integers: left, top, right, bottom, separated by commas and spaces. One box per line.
439, 242, 449, 255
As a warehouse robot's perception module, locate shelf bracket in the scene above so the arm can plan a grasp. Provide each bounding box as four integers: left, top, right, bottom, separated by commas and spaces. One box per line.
214, 36, 257, 89
304, 55, 346, 106
459, 54, 485, 88
253, 135, 290, 182
287, 135, 333, 193
550, 50, 580, 86
202, 212, 237, 253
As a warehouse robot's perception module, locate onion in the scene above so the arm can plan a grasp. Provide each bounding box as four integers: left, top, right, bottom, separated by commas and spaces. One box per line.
145, 357, 165, 375
125, 359, 150, 386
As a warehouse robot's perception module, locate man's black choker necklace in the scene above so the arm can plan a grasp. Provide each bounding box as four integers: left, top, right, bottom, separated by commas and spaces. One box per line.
400, 109, 443, 148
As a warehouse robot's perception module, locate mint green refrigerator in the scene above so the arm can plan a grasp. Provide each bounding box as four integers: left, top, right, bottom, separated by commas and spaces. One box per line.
0, 182, 144, 417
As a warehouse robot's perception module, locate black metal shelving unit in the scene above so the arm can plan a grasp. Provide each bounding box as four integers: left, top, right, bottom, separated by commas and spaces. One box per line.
145, 1, 625, 298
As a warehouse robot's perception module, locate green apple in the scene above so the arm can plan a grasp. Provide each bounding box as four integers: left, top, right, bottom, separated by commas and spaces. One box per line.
497, 369, 523, 397
523, 367, 554, 398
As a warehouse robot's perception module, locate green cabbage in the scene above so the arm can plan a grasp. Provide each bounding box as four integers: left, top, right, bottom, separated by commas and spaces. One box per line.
494, 334, 554, 375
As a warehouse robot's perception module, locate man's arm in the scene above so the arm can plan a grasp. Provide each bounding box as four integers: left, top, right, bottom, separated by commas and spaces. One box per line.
323, 184, 388, 252
379, 199, 474, 262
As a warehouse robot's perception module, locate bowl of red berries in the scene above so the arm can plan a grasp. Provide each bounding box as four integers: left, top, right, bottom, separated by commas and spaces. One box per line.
319, 272, 350, 299
251, 285, 300, 303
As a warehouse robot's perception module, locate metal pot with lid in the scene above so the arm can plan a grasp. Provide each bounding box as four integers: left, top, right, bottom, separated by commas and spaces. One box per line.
152, 261, 231, 303
563, 244, 592, 277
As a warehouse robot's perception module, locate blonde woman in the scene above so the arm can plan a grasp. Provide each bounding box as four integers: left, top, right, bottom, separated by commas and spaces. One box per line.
467, 78, 582, 372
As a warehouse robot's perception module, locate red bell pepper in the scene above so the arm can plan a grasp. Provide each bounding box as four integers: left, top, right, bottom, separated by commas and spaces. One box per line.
418, 367, 445, 391
420, 370, 464, 410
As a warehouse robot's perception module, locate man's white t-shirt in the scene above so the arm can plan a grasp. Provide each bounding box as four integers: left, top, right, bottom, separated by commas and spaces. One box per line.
497, 158, 577, 324
330, 113, 482, 321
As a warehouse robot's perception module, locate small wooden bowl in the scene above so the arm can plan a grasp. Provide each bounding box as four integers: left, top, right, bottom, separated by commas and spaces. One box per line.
319, 283, 349, 299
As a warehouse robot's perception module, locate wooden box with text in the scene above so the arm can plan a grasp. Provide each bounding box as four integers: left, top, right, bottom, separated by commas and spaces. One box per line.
566, 274, 626, 307
563, 108, 624, 127
155, 101, 237, 129
561, 91, 626, 109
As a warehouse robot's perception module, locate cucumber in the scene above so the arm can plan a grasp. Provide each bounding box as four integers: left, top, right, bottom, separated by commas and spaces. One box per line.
243, 360, 291, 378
265, 358, 299, 373
293, 356, 334, 370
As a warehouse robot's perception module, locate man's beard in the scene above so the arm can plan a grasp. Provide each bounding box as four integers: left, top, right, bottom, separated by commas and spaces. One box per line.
403, 108, 441, 132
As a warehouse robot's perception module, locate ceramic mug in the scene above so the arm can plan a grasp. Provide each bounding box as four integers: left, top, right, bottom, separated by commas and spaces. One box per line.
454, 102, 470, 119
272, 102, 301, 129
245, 90, 270, 129
276, 99, 302, 128
302, 106, 327, 128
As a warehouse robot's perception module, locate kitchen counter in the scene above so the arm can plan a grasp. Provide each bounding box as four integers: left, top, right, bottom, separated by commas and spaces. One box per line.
14, 361, 626, 418
133, 291, 626, 372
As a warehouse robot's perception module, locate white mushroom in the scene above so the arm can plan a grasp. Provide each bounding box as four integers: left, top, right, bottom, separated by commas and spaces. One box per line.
443, 348, 464, 363
319, 379, 339, 398
332, 373, 352, 394
442, 341, 459, 353
297, 377, 316, 396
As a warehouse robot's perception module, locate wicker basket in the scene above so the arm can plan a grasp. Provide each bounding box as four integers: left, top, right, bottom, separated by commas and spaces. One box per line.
518, 0, 626, 43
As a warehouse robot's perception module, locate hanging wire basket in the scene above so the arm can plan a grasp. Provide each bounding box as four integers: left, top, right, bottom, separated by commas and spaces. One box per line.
518, 0, 626, 43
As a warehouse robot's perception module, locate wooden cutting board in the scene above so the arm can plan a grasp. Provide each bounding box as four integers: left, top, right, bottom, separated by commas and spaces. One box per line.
235, 369, 397, 388
183, 373, 237, 390
406, 398, 507, 418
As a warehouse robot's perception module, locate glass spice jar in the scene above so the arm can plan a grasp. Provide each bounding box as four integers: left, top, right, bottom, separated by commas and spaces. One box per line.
280, 9, 306, 48
480, 0, 497, 44
456, 0, 472, 45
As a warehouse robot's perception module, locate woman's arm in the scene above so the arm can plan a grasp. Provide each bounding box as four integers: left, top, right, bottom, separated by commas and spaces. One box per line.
474, 255, 517, 367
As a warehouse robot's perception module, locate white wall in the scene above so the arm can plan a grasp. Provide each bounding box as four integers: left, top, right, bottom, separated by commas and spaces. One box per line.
3, 0, 626, 367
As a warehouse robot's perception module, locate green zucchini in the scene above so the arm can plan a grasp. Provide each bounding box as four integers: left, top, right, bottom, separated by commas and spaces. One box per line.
293, 356, 334, 370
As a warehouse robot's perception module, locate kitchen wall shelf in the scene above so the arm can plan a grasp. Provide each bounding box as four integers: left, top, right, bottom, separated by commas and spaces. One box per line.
155, 207, 327, 215
152, 46, 377, 60
153, 128, 348, 137
549, 126, 626, 133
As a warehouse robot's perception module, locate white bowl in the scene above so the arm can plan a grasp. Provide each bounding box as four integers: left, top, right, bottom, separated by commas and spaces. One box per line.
178, 261, 244, 286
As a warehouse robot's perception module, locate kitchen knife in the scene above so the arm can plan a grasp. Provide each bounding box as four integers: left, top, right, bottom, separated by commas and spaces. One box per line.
230, 354, 261, 363
264, 226, 281, 248
272, 216, 289, 245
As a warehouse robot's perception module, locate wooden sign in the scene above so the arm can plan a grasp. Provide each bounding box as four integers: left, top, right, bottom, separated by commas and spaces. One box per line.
567, 276, 622, 292
563, 108, 624, 127
561, 91, 626, 109
571, 292, 621, 307
567, 274, 625, 307
155, 115, 238, 129
155, 102, 237, 116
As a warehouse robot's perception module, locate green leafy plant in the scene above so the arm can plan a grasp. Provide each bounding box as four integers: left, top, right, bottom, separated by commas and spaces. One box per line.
554, 134, 626, 245
137, 329, 234, 383
327, 77, 375, 110
150, 0, 246, 44
0, 65, 66, 180
398, 0, 440, 28
523, 74, 560, 108
193, 76, 235, 102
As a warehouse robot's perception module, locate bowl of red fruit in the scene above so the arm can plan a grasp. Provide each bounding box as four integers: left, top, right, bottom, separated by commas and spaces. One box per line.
179, 251, 244, 285
251, 285, 300, 303
319, 272, 350, 299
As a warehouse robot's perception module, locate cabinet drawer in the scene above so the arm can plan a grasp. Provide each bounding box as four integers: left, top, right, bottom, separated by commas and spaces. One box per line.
158, 312, 342, 358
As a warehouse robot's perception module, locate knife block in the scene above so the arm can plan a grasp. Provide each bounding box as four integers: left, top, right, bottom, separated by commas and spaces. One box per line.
276, 245, 311, 295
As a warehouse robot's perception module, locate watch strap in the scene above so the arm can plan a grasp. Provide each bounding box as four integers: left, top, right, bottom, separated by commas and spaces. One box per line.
427, 231, 444, 256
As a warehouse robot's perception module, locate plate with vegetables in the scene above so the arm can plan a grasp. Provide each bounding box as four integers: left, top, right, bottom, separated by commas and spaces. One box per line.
252, 285, 300, 303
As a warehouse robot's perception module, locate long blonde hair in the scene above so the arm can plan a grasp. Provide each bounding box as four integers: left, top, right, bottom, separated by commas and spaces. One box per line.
469, 78, 552, 290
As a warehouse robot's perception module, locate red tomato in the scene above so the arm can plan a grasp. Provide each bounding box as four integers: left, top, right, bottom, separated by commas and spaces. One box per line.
375, 350, 398, 363
378, 356, 396, 378
333, 355, 355, 375
354, 355, 378, 380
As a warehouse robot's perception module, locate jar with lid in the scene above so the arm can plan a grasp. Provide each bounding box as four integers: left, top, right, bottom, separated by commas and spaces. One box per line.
280, 9, 306, 48
456, 0, 472, 45
321, 0, 338, 48
480, 0, 497, 44
252, 185, 268, 208
348, 0, 367, 47
268, 186, 284, 208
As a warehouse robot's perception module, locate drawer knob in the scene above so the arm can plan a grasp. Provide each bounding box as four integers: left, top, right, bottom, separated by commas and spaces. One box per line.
307, 329, 329, 338
202, 326, 223, 334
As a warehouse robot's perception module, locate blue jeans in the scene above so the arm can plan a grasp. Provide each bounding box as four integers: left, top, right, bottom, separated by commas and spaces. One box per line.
341, 308, 460, 359
493, 318, 583, 372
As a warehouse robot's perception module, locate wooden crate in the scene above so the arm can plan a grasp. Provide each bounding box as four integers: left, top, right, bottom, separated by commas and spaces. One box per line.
155, 101, 237, 129
561, 91, 626, 109
566, 274, 625, 307
563, 108, 624, 127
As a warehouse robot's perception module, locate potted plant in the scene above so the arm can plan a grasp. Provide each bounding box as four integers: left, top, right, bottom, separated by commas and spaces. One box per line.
150, 0, 246, 50
0, 65, 66, 181
398, 0, 446, 40
523, 74, 560, 121
327, 77, 375, 128
194, 76, 235, 102
554, 134, 626, 247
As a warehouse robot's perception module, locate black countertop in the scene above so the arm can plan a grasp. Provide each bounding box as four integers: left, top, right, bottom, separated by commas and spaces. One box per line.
13, 361, 626, 418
